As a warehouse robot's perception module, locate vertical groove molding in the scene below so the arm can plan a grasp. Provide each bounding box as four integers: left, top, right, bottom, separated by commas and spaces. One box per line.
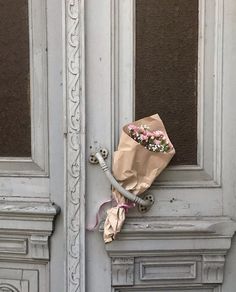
64, 0, 85, 292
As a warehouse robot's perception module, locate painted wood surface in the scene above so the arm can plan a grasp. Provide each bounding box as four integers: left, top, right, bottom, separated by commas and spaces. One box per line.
1, 0, 236, 291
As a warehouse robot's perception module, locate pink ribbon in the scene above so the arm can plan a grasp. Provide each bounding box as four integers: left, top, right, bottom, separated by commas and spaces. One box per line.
117, 202, 136, 214
86, 199, 114, 231
87, 200, 136, 231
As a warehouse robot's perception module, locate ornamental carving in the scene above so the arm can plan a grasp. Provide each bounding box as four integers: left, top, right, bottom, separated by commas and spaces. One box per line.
65, 0, 85, 292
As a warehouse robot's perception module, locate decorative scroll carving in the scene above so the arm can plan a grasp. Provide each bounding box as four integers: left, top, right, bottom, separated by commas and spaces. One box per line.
65, 0, 85, 292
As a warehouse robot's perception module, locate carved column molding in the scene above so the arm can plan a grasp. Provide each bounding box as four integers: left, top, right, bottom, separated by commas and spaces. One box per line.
64, 0, 85, 292
112, 257, 134, 287
202, 255, 225, 284
30, 235, 49, 260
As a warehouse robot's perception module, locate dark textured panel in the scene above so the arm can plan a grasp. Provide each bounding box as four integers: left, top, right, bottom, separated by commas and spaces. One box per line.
135, 0, 198, 165
0, 0, 31, 157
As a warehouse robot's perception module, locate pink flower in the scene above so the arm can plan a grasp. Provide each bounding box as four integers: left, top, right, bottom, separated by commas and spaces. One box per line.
128, 124, 138, 131
146, 131, 153, 137
153, 130, 164, 138
140, 134, 148, 141
154, 139, 161, 145
128, 124, 172, 153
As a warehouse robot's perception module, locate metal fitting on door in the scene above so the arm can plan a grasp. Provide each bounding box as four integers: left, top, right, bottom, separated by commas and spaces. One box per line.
89, 148, 154, 213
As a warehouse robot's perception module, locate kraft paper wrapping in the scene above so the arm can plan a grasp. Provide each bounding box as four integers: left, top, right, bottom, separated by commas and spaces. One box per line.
104, 114, 175, 243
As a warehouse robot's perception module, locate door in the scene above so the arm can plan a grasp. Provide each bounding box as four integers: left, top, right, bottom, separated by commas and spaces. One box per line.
67, 0, 236, 291
0, 0, 64, 291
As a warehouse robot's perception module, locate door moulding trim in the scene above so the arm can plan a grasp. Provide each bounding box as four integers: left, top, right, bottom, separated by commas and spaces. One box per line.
64, 0, 86, 292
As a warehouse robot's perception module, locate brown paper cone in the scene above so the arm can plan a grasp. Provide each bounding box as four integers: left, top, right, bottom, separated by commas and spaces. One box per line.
104, 114, 175, 243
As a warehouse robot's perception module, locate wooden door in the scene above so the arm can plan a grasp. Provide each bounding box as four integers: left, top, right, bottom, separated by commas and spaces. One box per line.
0, 0, 64, 291
63, 0, 236, 291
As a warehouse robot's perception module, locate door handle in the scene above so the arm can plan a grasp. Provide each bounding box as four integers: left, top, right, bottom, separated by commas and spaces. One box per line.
89, 149, 154, 213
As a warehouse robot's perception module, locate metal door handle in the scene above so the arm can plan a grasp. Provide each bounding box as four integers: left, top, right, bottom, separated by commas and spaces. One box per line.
89, 149, 154, 212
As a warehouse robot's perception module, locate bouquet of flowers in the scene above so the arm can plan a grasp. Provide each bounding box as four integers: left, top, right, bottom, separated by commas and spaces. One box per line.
104, 114, 175, 243
128, 125, 172, 153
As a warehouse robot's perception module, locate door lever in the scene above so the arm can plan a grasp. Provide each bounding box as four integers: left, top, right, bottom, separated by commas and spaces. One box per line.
89, 149, 154, 213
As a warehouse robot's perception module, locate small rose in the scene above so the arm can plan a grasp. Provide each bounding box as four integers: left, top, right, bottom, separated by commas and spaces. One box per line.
146, 131, 153, 137
154, 139, 161, 145
140, 134, 148, 141
128, 124, 138, 131
153, 130, 164, 138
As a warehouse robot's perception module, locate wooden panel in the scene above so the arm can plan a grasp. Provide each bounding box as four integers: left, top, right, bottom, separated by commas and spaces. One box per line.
0, 0, 31, 157
140, 262, 196, 281
0, 238, 27, 255
0, 264, 39, 292
135, 0, 198, 165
